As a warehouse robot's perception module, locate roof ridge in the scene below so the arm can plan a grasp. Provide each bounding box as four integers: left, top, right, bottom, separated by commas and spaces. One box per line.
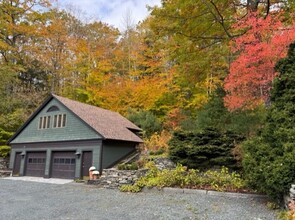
52, 94, 143, 143
52, 94, 115, 113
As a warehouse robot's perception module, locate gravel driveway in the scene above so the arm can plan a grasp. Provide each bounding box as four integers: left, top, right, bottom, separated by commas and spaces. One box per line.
0, 179, 278, 220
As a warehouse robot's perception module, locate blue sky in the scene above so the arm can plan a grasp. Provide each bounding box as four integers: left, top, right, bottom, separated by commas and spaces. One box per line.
56, 0, 161, 30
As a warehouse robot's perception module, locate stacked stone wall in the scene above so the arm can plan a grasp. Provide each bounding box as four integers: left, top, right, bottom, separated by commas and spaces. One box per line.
87, 157, 176, 188
88, 168, 148, 188
0, 157, 11, 177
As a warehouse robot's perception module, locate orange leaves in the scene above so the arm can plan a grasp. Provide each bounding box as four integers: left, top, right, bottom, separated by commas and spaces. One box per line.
224, 12, 295, 110
85, 75, 171, 115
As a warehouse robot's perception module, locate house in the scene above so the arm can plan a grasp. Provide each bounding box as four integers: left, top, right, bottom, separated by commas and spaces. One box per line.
8, 94, 143, 179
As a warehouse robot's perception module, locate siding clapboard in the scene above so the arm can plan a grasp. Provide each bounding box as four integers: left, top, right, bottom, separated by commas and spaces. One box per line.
10, 99, 102, 144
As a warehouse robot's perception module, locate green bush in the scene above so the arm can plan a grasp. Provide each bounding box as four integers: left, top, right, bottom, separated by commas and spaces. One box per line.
0, 145, 11, 158
117, 162, 138, 170
127, 109, 162, 138
168, 128, 244, 170
0, 128, 14, 145
149, 148, 165, 156
119, 184, 142, 193
119, 162, 245, 193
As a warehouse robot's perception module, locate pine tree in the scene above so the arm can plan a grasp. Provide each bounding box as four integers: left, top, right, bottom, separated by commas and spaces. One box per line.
242, 42, 295, 201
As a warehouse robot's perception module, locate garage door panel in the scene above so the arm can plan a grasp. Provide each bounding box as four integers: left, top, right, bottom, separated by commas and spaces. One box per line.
25, 152, 46, 177
51, 152, 75, 179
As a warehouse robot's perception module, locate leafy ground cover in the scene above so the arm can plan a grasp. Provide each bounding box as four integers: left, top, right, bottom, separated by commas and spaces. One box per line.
119, 162, 251, 194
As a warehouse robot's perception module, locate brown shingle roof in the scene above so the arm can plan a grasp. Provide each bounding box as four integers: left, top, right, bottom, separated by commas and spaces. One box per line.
53, 94, 143, 143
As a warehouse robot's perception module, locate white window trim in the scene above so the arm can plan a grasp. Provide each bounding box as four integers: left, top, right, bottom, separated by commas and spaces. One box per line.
38, 116, 51, 130
53, 114, 67, 128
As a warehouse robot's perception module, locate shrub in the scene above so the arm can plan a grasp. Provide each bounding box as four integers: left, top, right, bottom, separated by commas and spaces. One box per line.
0, 145, 11, 158
0, 129, 14, 145
117, 162, 138, 170
288, 201, 295, 220
144, 130, 171, 152
127, 109, 162, 138
149, 148, 166, 156
119, 162, 246, 193
119, 184, 142, 193
242, 137, 295, 201
168, 128, 244, 170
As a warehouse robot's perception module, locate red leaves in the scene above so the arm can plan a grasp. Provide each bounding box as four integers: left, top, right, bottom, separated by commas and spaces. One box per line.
224, 13, 295, 110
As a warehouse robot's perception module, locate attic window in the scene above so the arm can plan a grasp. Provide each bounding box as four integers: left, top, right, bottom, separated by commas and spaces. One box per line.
39, 116, 51, 129
47, 105, 60, 112
53, 114, 67, 128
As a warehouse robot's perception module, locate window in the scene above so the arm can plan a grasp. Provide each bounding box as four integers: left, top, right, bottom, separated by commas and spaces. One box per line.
53, 158, 75, 165
53, 114, 67, 128
62, 114, 66, 127
28, 158, 45, 164
38, 116, 51, 129
39, 117, 43, 129
42, 116, 47, 128
47, 105, 60, 112
47, 116, 51, 128
58, 114, 62, 127
54, 115, 57, 128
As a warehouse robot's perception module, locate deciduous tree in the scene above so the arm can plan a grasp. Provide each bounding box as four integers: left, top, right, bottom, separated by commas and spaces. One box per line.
224, 13, 295, 110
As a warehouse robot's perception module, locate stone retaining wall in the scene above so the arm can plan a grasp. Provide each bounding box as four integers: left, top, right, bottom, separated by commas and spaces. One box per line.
0, 157, 9, 170
0, 170, 11, 177
153, 157, 176, 170
88, 168, 148, 189
0, 157, 11, 177
87, 157, 176, 189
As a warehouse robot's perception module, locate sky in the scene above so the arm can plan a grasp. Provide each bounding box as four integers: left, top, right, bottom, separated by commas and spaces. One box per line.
57, 0, 162, 30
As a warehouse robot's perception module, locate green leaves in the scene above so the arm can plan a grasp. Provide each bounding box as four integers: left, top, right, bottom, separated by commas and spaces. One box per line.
242, 42, 295, 201
127, 109, 162, 138
0, 145, 11, 158
119, 163, 245, 193
168, 128, 244, 170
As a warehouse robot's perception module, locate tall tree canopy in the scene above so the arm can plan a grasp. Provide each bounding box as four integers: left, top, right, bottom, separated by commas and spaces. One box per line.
224, 12, 295, 110
0, 0, 50, 141
0, 0, 294, 145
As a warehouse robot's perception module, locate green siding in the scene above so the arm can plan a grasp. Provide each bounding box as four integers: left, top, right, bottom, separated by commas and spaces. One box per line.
9, 140, 102, 179
10, 99, 102, 144
102, 141, 136, 168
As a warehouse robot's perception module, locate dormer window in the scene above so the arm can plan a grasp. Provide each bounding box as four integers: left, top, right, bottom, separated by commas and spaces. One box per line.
47, 105, 60, 112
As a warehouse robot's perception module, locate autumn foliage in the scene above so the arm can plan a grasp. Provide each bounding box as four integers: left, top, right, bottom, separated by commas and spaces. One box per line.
224, 13, 295, 110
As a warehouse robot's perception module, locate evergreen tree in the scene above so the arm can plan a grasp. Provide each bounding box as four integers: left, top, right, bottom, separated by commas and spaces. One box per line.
242, 42, 295, 201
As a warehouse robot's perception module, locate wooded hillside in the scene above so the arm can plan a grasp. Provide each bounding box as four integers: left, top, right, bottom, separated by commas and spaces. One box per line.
0, 0, 294, 143
1, 0, 295, 201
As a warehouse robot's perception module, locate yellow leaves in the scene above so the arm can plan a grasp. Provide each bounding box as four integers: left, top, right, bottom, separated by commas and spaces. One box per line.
188, 94, 208, 110
85, 75, 171, 115
144, 130, 172, 151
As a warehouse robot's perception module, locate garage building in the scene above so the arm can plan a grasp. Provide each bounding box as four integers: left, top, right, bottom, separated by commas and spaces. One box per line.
8, 94, 143, 179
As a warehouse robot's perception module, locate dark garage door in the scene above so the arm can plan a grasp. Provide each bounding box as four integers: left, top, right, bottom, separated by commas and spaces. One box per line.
51, 151, 76, 179
25, 152, 46, 177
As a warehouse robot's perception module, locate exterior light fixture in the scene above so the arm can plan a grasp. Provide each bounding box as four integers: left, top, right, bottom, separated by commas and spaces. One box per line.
75, 151, 81, 159
21, 152, 26, 159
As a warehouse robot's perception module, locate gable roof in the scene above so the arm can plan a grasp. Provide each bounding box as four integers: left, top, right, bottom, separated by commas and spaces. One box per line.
9, 94, 143, 143
53, 94, 143, 143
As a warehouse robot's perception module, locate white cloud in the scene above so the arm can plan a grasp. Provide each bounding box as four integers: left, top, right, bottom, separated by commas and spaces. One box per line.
58, 0, 161, 31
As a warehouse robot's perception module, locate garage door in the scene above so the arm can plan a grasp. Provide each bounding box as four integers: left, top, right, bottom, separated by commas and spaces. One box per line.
51, 152, 76, 179
25, 152, 46, 177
